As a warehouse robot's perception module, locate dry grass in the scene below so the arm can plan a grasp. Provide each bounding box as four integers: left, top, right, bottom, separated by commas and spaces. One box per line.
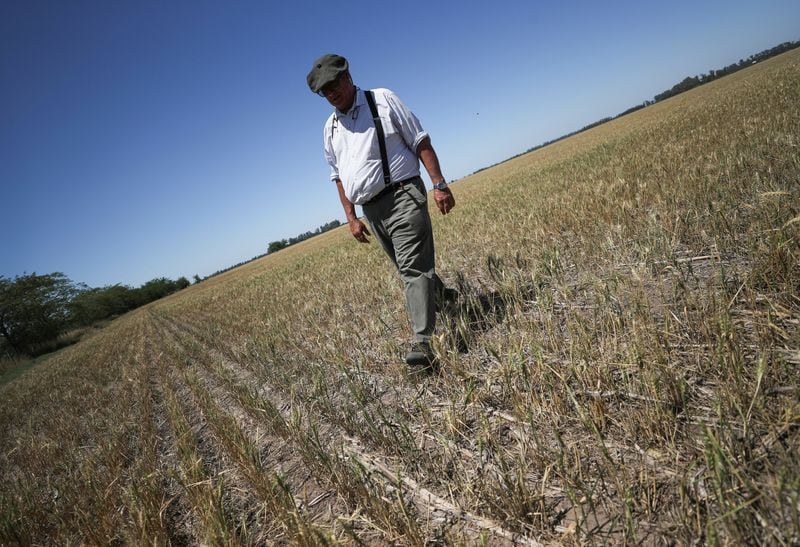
2, 50, 799, 545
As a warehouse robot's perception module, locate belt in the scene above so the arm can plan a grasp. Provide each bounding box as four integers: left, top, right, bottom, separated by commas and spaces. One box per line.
363, 176, 420, 206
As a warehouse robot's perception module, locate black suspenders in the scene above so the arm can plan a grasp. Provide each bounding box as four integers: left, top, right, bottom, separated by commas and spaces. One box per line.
364, 90, 391, 186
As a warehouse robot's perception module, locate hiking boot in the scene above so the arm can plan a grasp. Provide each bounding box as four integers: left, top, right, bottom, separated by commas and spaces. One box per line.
405, 341, 436, 367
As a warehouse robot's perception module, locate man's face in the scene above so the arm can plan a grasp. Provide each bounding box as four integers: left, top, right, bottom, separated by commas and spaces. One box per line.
320, 72, 356, 112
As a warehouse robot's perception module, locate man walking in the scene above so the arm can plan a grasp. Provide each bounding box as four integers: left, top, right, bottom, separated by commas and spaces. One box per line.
307, 54, 456, 367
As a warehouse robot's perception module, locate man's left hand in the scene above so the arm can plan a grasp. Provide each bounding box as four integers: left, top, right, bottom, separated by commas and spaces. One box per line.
434, 188, 455, 215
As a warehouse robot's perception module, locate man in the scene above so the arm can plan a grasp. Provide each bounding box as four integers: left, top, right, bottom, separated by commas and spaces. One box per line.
307, 54, 456, 367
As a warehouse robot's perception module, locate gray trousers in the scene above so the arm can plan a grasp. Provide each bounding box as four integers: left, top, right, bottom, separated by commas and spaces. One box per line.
362, 177, 442, 343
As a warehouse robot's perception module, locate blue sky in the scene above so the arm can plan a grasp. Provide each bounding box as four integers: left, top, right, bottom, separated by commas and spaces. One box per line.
2, 0, 798, 288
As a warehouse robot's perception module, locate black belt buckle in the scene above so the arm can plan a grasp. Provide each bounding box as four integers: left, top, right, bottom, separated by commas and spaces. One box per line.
364, 177, 415, 205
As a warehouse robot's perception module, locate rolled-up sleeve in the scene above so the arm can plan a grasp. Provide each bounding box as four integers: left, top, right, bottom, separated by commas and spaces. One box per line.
385, 90, 429, 152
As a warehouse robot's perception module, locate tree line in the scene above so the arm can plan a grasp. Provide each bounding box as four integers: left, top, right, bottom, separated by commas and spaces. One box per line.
652, 41, 799, 102
2, 219, 346, 358
187, 220, 343, 281
267, 219, 342, 254
473, 40, 799, 175
0, 273, 190, 356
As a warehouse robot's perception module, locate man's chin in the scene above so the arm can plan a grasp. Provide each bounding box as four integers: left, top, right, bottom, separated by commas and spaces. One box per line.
331, 93, 355, 113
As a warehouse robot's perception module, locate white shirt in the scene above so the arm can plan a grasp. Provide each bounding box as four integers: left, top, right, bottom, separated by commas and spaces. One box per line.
323, 88, 429, 205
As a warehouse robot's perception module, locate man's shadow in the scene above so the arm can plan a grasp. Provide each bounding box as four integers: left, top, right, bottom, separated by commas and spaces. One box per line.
436, 288, 507, 354
408, 284, 534, 378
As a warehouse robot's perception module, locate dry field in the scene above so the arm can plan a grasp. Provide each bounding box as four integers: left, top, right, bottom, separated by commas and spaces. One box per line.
1, 50, 799, 545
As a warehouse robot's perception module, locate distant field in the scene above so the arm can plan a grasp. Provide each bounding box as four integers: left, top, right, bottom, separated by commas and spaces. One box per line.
1, 49, 798, 545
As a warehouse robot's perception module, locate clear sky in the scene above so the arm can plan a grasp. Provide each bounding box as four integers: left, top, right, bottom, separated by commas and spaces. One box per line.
2, 0, 798, 288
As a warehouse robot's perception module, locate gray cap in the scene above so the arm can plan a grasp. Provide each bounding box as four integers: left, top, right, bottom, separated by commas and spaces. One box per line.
307, 54, 348, 93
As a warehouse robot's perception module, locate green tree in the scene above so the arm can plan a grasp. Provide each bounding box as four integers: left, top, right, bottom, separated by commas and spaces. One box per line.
0, 272, 78, 355
136, 277, 174, 304
69, 284, 136, 325
268, 239, 288, 254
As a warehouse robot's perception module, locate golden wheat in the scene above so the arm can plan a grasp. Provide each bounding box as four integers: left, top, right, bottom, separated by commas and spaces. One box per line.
2, 49, 798, 544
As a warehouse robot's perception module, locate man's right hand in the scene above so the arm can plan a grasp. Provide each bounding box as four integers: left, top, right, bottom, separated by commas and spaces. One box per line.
349, 219, 371, 243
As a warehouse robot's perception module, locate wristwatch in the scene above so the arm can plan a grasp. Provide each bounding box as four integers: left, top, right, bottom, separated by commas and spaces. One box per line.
433, 180, 448, 191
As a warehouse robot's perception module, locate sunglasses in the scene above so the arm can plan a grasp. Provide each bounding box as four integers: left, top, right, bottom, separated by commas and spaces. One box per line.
317, 73, 347, 97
